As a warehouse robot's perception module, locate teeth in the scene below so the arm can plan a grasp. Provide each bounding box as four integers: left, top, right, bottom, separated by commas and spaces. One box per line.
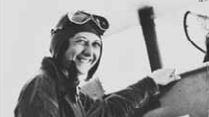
77, 56, 93, 64
80, 59, 88, 63
79, 58, 91, 63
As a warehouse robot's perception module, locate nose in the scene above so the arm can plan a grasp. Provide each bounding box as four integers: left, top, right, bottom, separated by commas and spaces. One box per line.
83, 45, 93, 57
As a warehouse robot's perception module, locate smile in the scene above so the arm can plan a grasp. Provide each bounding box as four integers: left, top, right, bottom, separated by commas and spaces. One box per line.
77, 56, 93, 64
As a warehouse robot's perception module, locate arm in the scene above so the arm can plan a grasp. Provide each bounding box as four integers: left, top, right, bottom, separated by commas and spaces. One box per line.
86, 77, 159, 117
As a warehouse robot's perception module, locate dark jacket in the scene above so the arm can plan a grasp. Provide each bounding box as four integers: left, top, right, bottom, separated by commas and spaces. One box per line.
14, 57, 159, 117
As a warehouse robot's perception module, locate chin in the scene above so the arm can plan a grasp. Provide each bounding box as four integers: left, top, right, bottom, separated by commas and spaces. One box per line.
77, 65, 91, 73
77, 68, 88, 75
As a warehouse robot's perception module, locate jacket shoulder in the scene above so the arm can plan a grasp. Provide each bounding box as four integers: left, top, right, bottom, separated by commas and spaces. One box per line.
15, 72, 59, 117
20, 71, 56, 101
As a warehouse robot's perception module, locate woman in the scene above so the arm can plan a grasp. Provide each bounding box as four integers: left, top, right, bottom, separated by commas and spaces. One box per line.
15, 10, 178, 117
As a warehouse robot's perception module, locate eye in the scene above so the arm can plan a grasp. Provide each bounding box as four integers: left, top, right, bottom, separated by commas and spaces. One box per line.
93, 41, 101, 48
75, 38, 86, 45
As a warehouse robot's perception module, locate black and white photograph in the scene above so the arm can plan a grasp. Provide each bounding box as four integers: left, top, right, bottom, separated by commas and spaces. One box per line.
1, 0, 209, 117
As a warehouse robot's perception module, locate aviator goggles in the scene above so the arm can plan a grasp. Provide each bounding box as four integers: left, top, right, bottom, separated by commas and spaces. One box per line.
68, 10, 109, 31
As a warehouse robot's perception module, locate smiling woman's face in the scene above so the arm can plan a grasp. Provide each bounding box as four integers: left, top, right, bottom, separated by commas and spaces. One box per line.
64, 32, 101, 76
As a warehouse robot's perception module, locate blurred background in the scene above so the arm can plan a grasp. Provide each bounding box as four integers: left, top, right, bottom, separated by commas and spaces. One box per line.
1, 0, 209, 117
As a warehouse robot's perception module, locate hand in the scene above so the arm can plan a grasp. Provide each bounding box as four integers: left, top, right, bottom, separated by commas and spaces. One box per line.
149, 68, 181, 85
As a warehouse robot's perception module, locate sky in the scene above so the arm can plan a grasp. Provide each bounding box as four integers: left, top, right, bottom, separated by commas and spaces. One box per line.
1, 0, 209, 117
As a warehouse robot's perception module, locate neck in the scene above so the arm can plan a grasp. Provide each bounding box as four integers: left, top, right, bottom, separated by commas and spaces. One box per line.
77, 73, 88, 87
